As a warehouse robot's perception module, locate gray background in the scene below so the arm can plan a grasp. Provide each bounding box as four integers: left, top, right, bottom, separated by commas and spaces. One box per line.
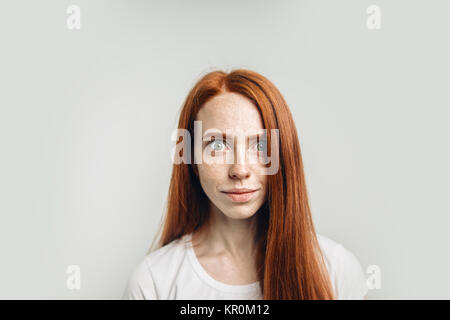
0, 0, 449, 299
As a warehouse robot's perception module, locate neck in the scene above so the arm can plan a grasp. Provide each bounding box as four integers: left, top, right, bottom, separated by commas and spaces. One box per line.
194, 204, 259, 259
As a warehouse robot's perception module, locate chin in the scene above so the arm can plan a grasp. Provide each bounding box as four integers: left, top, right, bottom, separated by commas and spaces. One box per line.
223, 208, 258, 220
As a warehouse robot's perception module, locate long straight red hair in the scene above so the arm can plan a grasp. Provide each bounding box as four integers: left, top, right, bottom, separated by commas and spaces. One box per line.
149, 69, 335, 299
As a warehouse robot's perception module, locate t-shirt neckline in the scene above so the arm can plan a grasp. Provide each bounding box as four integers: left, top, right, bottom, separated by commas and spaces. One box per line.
183, 233, 261, 294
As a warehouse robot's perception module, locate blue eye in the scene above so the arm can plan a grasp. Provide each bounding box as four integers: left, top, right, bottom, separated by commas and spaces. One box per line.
256, 140, 267, 152
210, 140, 225, 151
207, 139, 266, 152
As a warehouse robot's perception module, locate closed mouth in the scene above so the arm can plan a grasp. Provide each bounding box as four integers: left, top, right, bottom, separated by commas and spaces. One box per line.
221, 188, 260, 194
221, 188, 260, 203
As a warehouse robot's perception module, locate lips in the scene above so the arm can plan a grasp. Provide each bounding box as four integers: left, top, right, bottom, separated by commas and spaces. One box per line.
221, 188, 260, 203
222, 188, 259, 194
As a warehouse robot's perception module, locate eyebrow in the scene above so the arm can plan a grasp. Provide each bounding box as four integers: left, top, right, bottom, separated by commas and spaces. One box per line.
202, 131, 265, 141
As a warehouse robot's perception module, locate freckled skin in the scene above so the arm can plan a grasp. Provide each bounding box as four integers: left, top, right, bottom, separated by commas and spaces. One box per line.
195, 92, 268, 220
192, 92, 268, 285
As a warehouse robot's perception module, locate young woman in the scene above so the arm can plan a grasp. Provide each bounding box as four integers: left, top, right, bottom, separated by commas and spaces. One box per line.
123, 69, 368, 300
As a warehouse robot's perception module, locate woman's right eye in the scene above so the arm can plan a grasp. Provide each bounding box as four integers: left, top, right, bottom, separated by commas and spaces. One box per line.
208, 139, 226, 151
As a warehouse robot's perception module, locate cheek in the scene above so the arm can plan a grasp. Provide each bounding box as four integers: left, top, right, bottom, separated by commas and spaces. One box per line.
258, 174, 269, 197
197, 165, 227, 189
256, 168, 268, 185
261, 174, 268, 187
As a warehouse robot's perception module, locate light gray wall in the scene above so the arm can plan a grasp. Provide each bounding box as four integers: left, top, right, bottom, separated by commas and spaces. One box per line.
0, 0, 448, 299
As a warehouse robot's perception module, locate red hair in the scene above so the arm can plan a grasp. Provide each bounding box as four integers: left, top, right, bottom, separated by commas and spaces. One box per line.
150, 69, 335, 299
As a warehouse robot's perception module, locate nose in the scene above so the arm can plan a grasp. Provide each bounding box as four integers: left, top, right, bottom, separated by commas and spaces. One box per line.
229, 164, 251, 180
228, 136, 251, 180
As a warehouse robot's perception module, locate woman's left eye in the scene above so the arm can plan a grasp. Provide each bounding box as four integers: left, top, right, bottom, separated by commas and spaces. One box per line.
254, 140, 267, 152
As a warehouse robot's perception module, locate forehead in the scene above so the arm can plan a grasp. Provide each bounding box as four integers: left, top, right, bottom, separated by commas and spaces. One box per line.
196, 92, 264, 135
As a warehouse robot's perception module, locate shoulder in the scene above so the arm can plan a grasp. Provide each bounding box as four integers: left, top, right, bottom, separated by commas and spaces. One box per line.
316, 234, 369, 300
122, 235, 190, 300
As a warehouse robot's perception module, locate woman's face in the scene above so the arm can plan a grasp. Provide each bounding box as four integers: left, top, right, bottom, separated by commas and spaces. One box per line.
195, 92, 268, 220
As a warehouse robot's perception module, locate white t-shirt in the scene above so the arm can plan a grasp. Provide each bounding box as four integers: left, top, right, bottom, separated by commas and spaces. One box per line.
122, 233, 368, 300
